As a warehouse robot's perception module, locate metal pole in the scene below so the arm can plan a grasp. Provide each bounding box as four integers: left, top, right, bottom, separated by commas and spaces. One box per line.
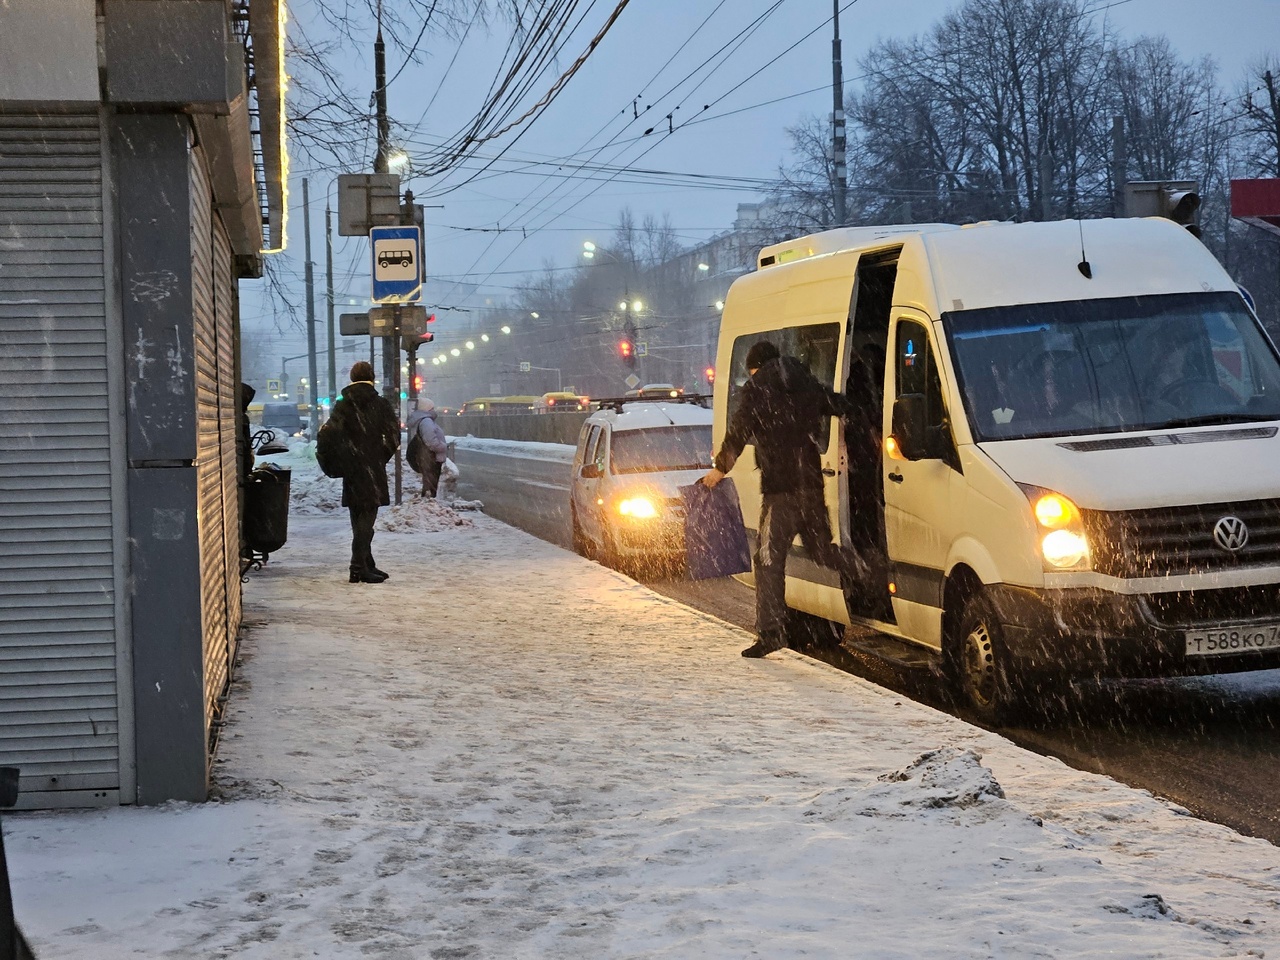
303, 179, 320, 439
831, 0, 847, 227
1111, 116, 1127, 217
374, 11, 396, 406
325, 199, 336, 405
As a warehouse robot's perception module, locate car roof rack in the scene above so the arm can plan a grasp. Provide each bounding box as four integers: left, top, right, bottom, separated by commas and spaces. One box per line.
592, 394, 711, 413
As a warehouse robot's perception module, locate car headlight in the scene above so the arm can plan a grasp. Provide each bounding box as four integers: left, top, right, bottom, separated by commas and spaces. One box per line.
1019, 485, 1091, 571
617, 496, 659, 519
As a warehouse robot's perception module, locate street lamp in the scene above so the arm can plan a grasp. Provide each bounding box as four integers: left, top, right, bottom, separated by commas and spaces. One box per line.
481, 334, 490, 342
530, 312, 539, 319
450, 348, 460, 357
387, 148, 410, 173
501, 325, 511, 334
715, 300, 725, 311
465, 341, 475, 350
697, 262, 710, 273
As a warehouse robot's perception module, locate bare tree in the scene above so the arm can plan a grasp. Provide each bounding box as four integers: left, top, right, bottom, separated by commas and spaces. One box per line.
1239, 57, 1280, 177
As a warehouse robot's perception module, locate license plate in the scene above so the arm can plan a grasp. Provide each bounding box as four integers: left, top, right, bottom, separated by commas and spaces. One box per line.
1185, 624, 1280, 657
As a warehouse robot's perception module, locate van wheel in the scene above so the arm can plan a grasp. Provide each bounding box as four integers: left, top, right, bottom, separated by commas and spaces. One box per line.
950, 592, 1022, 725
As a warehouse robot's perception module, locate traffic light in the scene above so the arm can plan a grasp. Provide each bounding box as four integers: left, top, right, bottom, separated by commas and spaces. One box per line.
412, 374, 424, 393
619, 338, 636, 368
1123, 180, 1201, 237
704, 365, 715, 385
1161, 185, 1201, 237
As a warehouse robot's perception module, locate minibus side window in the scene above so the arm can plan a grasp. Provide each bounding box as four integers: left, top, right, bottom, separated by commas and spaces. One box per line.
896, 319, 953, 452
727, 323, 841, 451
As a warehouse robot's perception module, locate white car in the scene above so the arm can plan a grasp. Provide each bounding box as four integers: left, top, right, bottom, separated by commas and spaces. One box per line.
570, 398, 714, 570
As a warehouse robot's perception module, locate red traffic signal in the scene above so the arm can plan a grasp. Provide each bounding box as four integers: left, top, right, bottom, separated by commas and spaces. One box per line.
412, 374, 424, 392
704, 365, 715, 385
619, 338, 636, 368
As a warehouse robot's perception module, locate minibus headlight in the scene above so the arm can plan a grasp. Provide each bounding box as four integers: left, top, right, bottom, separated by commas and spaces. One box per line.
1018, 484, 1091, 571
1033, 493, 1078, 529
617, 496, 658, 519
1041, 529, 1089, 568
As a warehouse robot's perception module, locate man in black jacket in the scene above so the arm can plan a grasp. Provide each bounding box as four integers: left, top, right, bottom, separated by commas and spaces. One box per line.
702, 341, 855, 657
327, 361, 400, 583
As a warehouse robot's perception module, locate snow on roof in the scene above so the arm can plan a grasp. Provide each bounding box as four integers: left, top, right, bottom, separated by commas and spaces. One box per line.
922, 217, 1230, 313
597, 401, 714, 432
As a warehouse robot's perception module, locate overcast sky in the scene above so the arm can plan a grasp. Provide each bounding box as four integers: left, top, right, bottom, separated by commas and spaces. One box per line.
242, 0, 1278, 357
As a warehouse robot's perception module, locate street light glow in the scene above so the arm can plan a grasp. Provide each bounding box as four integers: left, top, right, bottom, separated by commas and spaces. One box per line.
583, 241, 596, 252
501, 325, 511, 334
432, 357, 440, 365
697, 263, 709, 272
582, 250, 594, 259
715, 300, 725, 311
619, 301, 628, 311
530, 312, 539, 319
632, 299, 643, 311
387, 148, 410, 172
465, 341, 475, 350
481, 334, 490, 342
450, 348, 461, 357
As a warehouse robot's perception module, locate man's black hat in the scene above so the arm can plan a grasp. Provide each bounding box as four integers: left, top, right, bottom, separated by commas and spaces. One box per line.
745, 340, 780, 371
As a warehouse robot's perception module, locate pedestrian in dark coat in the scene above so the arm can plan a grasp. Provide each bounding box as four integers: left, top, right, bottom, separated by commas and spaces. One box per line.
327, 360, 400, 583
701, 340, 858, 657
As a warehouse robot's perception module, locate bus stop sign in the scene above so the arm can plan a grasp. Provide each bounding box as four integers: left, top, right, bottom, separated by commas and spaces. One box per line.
370, 225, 422, 303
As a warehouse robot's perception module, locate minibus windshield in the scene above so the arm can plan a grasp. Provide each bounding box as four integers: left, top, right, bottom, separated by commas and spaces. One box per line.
946, 292, 1280, 441
610, 426, 713, 474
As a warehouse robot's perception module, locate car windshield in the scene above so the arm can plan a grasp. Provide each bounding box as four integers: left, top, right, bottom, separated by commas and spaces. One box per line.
946, 292, 1280, 441
610, 425, 713, 473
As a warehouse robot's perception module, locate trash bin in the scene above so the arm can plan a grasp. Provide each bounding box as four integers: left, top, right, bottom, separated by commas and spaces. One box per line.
243, 465, 291, 557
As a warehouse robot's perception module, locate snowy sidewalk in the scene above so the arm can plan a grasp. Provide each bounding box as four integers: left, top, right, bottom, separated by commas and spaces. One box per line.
9, 493, 1280, 958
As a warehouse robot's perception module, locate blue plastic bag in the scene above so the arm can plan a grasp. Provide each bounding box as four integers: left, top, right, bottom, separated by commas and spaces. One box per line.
679, 478, 752, 580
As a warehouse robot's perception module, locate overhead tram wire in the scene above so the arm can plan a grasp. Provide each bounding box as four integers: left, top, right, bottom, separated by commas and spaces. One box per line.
418, 0, 786, 201
428, 0, 818, 306
439, 0, 835, 298
405, 0, 585, 178
414, 0, 623, 178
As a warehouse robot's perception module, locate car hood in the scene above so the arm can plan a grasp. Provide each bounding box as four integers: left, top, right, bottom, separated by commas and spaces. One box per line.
978, 424, 1280, 511
604, 467, 708, 503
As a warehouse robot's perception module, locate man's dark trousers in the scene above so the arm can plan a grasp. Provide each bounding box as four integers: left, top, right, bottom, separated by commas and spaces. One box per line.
349, 506, 378, 577
755, 488, 842, 636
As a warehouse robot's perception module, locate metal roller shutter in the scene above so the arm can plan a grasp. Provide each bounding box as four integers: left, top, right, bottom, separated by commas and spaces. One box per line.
0, 113, 120, 803
189, 147, 228, 737
212, 218, 241, 673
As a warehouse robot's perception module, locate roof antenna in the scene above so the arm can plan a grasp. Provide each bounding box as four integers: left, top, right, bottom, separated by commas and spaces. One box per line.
1076, 220, 1093, 279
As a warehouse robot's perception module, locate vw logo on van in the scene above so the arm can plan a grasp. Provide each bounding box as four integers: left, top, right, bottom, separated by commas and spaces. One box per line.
1213, 516, 1249, 552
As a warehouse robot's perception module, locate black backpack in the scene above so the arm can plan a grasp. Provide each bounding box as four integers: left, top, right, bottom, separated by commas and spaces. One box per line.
405, 432, 427, 474
315, 419, 349, 478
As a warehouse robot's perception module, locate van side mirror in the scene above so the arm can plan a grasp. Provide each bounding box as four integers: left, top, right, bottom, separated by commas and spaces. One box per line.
891, 394, 930, 461
580, 463, 600, 479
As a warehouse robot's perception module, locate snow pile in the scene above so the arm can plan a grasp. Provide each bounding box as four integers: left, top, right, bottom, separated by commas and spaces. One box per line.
376, 496, 475, 532
9, 510, 1280, 958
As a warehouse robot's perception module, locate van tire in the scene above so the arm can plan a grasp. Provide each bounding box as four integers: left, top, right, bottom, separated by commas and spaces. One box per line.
951, 592, 1023, 725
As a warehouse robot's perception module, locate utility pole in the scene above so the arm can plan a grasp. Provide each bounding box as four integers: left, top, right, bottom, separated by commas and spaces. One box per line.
1111, 116, 1127, 217
325, 199, 336, 405
373, 5, 395, 405
831, 0, 847, 227
302, 178, 319, 439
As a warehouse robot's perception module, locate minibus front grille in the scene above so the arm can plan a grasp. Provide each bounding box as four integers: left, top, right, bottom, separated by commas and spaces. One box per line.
1143, 584, 1280, 626
1082, 498, 1280, 578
